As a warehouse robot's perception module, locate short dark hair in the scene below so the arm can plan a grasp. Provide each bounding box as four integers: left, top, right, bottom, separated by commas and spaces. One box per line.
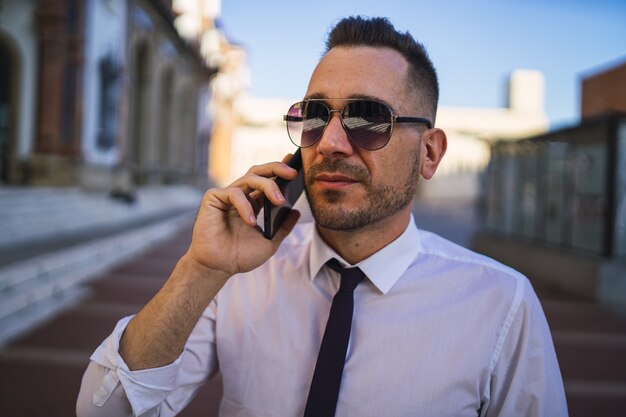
326, 16, 439, 119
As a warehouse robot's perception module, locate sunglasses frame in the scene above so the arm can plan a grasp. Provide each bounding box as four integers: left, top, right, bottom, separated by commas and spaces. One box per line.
283, 98, 432, 150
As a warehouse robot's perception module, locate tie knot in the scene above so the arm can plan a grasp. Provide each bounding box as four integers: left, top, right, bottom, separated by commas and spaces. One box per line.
326, 258, 364, 293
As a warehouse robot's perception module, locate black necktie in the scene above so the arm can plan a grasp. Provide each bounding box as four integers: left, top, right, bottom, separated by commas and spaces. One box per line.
303, 259, 365, 417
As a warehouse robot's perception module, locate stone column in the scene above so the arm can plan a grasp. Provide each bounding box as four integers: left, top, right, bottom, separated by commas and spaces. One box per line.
31, 0, 85, 184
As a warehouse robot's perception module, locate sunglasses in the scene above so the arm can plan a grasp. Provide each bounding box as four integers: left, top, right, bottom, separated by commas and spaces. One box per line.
283, 98, 432, 151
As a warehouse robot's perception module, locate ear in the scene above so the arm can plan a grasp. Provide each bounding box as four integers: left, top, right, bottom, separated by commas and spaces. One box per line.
420, 128, 447, 180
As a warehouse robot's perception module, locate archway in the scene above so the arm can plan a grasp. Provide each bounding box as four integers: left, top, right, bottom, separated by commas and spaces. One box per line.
0, 36, 17, 184
129, 41, 151, 185
158, 67, 173, 182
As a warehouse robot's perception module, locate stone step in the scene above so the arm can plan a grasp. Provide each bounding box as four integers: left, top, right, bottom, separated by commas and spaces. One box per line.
555, 332, 626, 382
0, 213, 194, 346
542, 299, 626, 334
10, 303, 140, 351
564, 380, 626, 417
0, 345, 222, 417
0, 346, 92, 417
0, 186, 202, 247
86, 274, 167, 305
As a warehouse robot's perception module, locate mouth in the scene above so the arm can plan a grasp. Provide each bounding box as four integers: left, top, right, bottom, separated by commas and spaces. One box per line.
314, 173, 360, 189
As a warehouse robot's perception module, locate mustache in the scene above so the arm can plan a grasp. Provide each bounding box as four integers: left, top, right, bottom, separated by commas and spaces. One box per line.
306, 159, 370, 186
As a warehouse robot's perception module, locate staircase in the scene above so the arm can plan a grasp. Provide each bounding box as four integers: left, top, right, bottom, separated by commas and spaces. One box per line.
0, 186, 202, 344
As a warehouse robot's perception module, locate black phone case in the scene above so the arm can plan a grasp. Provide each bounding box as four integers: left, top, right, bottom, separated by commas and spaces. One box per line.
263, 150, 303, 239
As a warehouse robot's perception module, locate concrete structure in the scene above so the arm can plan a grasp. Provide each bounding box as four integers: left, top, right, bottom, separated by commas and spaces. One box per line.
0, 186, 200, 344
0, 0, 216, 189
0, 0, 39, 184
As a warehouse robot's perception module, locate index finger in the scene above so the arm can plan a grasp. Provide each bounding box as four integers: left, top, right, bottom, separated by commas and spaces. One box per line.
281, 153, 293, 164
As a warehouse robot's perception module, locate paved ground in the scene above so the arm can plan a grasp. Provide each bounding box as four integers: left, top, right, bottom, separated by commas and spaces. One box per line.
1, 207, 626, 416
0, 218, 221, 417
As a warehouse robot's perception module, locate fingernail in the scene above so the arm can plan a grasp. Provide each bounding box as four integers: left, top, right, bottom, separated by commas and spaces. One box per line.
249, 215, 256, 224
275, 191, 284, 202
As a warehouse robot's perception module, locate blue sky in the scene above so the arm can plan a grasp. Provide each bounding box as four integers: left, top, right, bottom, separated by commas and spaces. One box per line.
220, 0, 626, 129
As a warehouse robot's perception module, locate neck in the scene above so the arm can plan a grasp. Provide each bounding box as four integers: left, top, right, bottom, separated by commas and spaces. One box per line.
316, 207, 412, 265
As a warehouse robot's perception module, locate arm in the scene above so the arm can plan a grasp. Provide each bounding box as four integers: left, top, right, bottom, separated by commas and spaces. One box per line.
483, 280, 568, 417
121, 160, 300, 370
77, 160, 301, 416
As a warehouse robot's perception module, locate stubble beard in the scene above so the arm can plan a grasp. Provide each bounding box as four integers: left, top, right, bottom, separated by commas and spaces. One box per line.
304, 149, 421, 232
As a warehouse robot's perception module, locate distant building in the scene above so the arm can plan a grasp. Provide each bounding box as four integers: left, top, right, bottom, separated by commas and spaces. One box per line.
227, 96, 298, 184
205, 33, 249, 186
581, 58, 626, 118
0, 0, 217, 189
171, 0, 247, 186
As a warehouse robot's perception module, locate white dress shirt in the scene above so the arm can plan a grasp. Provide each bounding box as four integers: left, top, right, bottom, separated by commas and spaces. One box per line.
77, 217, 568, 417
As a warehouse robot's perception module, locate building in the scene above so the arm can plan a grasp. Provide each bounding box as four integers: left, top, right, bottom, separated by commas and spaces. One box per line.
227, 96, 298, 185
477, 57, 626, 315
581, 58, 626, 118
0, 0, 217, 189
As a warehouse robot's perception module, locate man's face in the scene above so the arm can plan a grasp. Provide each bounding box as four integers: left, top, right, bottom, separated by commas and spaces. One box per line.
301, 46, 426, 232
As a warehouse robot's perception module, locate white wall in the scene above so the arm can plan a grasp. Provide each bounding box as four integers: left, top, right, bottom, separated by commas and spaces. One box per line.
0, 0, 38, 158
229, 96, 298, 183
81, 0, 127, 166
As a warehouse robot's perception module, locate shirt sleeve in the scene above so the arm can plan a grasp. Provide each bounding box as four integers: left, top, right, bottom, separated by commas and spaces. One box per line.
483, 279, 569, 417
76, 301, 219, 417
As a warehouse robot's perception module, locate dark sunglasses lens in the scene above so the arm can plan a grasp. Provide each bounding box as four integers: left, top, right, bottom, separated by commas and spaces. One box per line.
286, 101, 328, 147
343, 100, 392, 150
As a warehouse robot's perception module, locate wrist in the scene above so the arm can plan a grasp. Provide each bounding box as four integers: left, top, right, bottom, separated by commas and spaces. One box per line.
178, 252, 232, 284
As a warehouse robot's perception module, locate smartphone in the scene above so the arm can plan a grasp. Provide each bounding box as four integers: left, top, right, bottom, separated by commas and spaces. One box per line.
263, 149, 304, 239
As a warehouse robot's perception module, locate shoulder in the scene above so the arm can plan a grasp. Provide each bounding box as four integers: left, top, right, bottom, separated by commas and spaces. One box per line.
417, 229, 524, 279
413, 228, 531, 305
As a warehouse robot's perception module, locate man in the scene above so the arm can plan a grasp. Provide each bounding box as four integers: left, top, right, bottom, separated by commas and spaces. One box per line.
77, 16, 568, 417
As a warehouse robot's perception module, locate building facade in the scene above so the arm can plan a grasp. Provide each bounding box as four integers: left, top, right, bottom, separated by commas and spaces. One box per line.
0, 0, 217, 189
581, 58, 626, 119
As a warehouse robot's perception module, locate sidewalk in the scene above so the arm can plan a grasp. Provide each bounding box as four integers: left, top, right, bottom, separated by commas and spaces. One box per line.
1, 202, 625, 416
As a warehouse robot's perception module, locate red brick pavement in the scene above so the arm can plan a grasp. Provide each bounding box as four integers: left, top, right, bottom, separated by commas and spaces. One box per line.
1, 220, 625, 416
0, 222, 221, 417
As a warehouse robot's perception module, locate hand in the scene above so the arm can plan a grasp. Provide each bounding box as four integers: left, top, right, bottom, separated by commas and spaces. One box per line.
185, 157, 301, 278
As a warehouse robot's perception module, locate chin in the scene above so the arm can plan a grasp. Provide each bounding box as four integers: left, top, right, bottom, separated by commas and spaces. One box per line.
308, 201, 371, 231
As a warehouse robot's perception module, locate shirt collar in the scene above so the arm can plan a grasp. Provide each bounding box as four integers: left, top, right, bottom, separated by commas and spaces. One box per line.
309, 215, 421, 294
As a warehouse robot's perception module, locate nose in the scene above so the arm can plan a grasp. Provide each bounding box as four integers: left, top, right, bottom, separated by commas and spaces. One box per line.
315, 111, 354, 157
